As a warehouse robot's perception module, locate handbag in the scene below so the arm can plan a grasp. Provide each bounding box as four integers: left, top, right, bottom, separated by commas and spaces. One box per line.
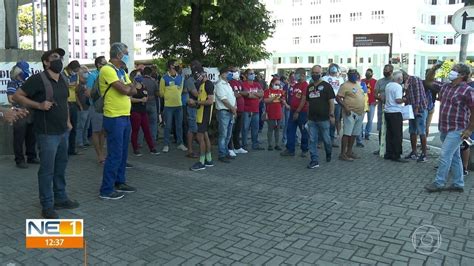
401, 105, 414, 120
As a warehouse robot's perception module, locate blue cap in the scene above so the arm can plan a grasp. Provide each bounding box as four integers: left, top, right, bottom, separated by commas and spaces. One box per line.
16, 61, 30, 74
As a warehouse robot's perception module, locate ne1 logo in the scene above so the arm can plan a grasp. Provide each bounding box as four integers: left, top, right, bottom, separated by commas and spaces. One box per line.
25, 219, 84, 249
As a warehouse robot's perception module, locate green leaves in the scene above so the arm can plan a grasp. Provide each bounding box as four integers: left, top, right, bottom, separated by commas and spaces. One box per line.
135, 0, 274, 68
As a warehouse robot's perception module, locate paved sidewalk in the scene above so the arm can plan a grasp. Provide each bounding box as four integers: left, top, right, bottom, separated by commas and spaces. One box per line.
1, 135, 473, 265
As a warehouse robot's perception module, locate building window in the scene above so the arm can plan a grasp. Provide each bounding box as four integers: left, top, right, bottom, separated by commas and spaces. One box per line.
75, 13, 79, 19
273, 57, 283, 64
92, 14, 96, 21
93, 40, 97, 46
444, 36, 454, 45
330, 0, 341, 2
93, 52, 97, 58
100, 39, 105, 45
292, 18, 302, 26
136, 49, 142, 56
445, 15, 453, 24
100, 25, 105, 32
347, 58, 352, 64
292, 37, 300, 45
448, 0, 463, 4
136, 34, 142, 41
308, 56, 315, 64
84, 27, 87, 33
84, 52, 88, 58
292, 0, 302, 6
371, 10, 384, 20
84, 14, 87, 20
68, 39, 71, 45
135, 21, 141, 27
92, 0, 96, 7
428, 59, 438, 64
75, 26, 79, 32
68, 25, 71, 32
328, 58, 334, 64
274, 18, 284, 25
330, 14, 341, 23
92, 27, 96, 33
310, 35, 321, 44
310, 16, 321, 24
75, 52, 80, 58
84, 1, 87, 8
75, 39, 79, 45
430, 15, 436, 25
84, 40, 88, 46
290, 57, 300, 64
100, 51, 105, 56
368, 57, 372, 63
74, 0, 79, 7
431, 0, 437, 4
350, 12, 362, 21
359, 57, 364, 63
310, 0, 321, 4
100, 12, 105, 20
68, 12, 71, 18
100, 0, 105, 5
428, 36, 438, 45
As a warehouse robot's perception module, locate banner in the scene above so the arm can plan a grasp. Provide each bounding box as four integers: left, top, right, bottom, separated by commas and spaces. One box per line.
0, 63, 44, 104
181, 67, 220, 83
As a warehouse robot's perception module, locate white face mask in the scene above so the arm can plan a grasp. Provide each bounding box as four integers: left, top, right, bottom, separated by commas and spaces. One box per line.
448, 70, 459, 81
273, 84, 281, 89
232, 71, 240, 80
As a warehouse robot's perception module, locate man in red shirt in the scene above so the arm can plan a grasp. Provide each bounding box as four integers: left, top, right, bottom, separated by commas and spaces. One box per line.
280, 68, 309, 156
228, 68, 248, 155
241, 69, 264, 150
361, 68, 377, 140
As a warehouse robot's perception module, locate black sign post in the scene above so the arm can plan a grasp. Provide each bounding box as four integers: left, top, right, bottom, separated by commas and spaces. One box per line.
353, 33, 393, 64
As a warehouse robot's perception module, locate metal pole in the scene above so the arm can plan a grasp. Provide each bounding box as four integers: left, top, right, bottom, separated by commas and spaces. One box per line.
388, 33, 393, 64
355, 47, 358, 69
40, 0, 45, 50
459, 34, 469, 62
32, 0, 36, 50
47, 0, 51, 50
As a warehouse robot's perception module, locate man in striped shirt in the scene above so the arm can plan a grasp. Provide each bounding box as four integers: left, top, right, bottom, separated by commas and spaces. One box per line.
425, 63, 474, 193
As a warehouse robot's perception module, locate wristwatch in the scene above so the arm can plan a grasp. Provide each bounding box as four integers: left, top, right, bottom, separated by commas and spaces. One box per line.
329, 114, 335, 117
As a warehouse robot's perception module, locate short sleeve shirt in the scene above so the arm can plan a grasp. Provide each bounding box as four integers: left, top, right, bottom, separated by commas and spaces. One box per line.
289, 81, 309, 112
99, 64, 132, 118
338, 81, 366, 115
264, 88, 284, 120
306, 81, 335, 122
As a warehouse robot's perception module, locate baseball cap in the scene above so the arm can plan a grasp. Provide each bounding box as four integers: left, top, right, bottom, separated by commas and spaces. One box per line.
41, 48, 65, 62
272, 73, 280, 78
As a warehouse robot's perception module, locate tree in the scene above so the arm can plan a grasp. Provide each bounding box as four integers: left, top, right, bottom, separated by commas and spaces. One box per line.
18, 5, 45, 37
135, 0, 275, 68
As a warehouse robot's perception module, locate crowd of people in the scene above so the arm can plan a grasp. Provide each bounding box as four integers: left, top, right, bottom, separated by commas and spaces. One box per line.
1, 41, 473, 219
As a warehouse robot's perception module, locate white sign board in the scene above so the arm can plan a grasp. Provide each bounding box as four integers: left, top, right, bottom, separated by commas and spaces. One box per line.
0, 63, 44, 104
181, 67, 220, 83
451, 6, 474, 34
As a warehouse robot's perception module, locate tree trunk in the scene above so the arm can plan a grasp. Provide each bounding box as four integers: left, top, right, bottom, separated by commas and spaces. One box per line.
190, 2, 203, 61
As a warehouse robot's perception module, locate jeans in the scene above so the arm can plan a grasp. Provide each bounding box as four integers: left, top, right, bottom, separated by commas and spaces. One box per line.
365, 104, 376, 137
242, 112, 260, 149
76, 109, 91, 146
330, 104, 341, 140
100, 116, 131, 196
13, 118, 36, 164
308, 120, 331, 162
217, 110, 234, 158
434, 130, 464, 188
281, 107, 290, 144
37, 132, 69, 209
68, 103, 78, 154
231, 112, 243, 149
163, 106, 184, 146
286, 111, 308, 153
131, 111, 154, 152
356, 111, 366, 144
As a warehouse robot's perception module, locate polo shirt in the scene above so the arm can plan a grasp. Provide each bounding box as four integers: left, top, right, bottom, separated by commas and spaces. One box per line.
215, 78, 236, 110
99, 64, 132, 118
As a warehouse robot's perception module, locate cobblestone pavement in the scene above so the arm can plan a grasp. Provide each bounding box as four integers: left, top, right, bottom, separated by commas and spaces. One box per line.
1, 132, 474, 265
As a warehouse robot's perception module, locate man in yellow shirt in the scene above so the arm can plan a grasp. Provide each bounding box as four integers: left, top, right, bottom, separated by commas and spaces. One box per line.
63, 60, 81, 155
99, 42, 139, 200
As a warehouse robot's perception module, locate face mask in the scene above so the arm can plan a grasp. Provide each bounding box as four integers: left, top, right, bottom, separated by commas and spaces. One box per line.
173, 65, 180, 73
134, 75, 144, 83
20, 72, 29, 80
248, 73, 255, 81
232, 71, 240, 80
311, 74, 321, 81
273, 84, 281, 89
383, 71, 391, 78
295, 74, 301, 81
226, 72, 233, 81
348, 73, 358, 82
330, 66, 338, 74
121, 54, 129, 65
49, 59, 63, 73
365, 74, 372, 79
448, 70, 459, 81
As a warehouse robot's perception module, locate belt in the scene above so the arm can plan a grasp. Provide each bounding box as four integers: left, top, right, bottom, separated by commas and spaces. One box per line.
218, 109, 231, 112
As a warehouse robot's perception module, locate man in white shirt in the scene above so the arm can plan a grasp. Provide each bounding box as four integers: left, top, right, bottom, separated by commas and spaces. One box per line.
215, 66, 237, 163
384, 71, 407, 163
322, 64, 345, 147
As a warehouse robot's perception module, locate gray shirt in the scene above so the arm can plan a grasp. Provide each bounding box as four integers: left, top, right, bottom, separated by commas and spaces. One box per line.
184, 76, 198, 101
375, 77, 392, 102
142, 76, 158, 104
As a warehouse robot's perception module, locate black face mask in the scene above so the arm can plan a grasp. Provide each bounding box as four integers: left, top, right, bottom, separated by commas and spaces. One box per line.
365, 74, 372, 79
173, 65, 180, 73
49, 59, 63, 74
311, 74, 321, 81
383, 71, 391, 78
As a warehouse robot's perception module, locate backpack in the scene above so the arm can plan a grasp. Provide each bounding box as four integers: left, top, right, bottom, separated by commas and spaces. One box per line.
90, 72, 112, 113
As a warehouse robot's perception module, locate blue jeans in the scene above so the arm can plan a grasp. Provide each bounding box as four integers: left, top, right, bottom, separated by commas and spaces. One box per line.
100, 116, 131, 196
163, 106, 183, 145
217, 110, 234, 158
308, 120, 331, 162
409, 109, 428, 135
365, 104, 376, 137
37, 132, 70, 209
281, 106, 290, 144
330, 104, 341, 140
286, 111, 308, 153
242, 112, 260, 149
356, 111, 367, 144
76, 109, 91, 146
434, 130, 464, 188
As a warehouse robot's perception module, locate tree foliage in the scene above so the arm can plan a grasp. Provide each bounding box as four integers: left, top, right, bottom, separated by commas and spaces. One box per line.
18, 5, 45, 37
135, 0, 275, 68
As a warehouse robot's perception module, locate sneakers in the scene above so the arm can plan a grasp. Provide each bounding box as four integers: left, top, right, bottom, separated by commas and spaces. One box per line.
268, 146, 274, 151
54, 199, 79, 210
177, 144, 188, 151
280, 150, 295, 156
99, 191, 125, 200
150, 149, 160, 155
162, 145, 170, 153
405, 151, 418, 160
228, 150, 237, 157
27, 158, 40, 164
464, 169, 469, 176
226, 154, 236, 160
446, 185, 464, 192
190, 162, 206, 171
42, 208, 59, 219
218, 157, 231, 163
205, 160, 214, 167
326, 155, 332, 163
134, 150, 143, 157
16, 162, 28, 169
235, 148, 248, 154
253, 146, 265, 151
115, 183, 137, 193
274, 146, 282, 151
307, 161, 320, 169
356, 143, 365, 148
126, 162, 133, 169
424, 183, 444, 193
417, 154, 427, 163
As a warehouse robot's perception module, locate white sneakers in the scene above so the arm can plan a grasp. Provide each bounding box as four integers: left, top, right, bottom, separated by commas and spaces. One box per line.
177, 144, 188, 151
234, 148, 248, 154
229, 150, 237, 157
162, 146, 169, 153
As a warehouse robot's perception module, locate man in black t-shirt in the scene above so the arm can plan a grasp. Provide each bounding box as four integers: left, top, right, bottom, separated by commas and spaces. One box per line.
306, 65, 336, 169
13, 48, 79, 219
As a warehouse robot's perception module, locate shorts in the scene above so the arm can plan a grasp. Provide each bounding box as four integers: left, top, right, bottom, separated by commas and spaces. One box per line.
343, 111, 363, 136
89, 107, 103, 133
187, 106, 198, 133
197, 114, 211, 133
408, 109, 428, 135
